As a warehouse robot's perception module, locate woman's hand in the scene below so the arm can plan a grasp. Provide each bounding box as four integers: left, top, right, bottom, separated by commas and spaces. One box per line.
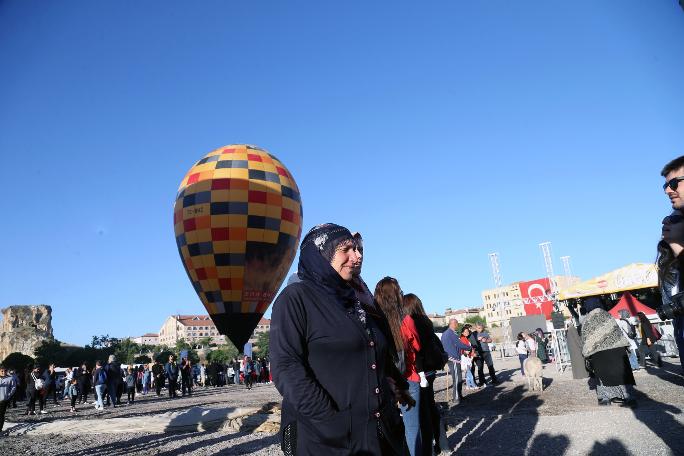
647, 337, 652, 346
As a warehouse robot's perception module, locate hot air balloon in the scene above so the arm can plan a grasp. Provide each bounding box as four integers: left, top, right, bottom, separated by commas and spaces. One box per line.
173, 144, 303, 349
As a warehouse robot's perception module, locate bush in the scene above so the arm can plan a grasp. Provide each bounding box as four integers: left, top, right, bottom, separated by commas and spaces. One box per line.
134, 355, 152, 364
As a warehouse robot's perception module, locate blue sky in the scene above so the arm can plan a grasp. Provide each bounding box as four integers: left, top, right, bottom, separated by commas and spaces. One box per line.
1, 1, 683, 345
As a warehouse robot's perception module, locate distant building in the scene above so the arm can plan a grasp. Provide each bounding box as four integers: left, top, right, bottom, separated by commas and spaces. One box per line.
427, 313, 447, 327
482, 283, 526, 328
132, 333, 159, 346
444, 307, 485, 321
158, 315, 270, 347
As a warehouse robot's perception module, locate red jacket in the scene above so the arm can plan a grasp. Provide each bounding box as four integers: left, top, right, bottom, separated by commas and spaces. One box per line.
401, 315, 422, 382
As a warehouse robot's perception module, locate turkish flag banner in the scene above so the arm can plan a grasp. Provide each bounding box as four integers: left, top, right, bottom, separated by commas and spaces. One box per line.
520, 278, 554, 320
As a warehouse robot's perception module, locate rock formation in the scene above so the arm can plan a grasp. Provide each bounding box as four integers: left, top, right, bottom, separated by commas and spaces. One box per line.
0, 305, 54, 361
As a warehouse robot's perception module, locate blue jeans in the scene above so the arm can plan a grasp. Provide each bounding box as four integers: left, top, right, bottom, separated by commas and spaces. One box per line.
465, 367, 477, 388
519, 354, 528, 375
627, 349, 639, 370
400, 380, 422, 456
107, 382, 117, 406
674, 316, 684, 371
95, 384, 105, 408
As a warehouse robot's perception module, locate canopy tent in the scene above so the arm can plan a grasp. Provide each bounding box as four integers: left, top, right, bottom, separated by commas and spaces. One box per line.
607, 291, 657, 318
558, 263, 657, 300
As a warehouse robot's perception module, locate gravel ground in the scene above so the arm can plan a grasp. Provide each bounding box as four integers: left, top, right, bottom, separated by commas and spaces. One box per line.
2, 357, 683, 455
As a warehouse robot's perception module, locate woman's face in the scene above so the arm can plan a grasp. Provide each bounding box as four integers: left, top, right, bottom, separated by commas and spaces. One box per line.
330, 239, 361, 281
462, 328, 471, 337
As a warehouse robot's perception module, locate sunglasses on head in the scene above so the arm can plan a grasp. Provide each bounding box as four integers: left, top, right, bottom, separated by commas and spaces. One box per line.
663, 176, 684, 191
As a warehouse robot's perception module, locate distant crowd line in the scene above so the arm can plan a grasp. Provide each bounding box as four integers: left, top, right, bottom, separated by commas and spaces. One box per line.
0, 354, 270, 433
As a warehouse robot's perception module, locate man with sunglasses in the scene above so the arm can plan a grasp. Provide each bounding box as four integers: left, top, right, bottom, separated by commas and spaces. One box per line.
660, 156, 684, 371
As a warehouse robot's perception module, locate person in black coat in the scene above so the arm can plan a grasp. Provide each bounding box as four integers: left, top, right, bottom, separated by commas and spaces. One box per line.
271, 224, 409, 456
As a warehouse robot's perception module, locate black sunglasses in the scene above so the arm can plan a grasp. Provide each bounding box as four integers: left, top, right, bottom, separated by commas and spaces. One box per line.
663, 176, 684, 191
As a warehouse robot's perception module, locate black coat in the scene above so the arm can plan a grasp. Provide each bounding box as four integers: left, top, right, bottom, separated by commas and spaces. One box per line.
271, 281, 407, 456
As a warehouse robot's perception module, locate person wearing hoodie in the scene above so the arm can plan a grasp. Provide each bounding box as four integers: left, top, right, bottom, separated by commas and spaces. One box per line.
0, 363, 18, 432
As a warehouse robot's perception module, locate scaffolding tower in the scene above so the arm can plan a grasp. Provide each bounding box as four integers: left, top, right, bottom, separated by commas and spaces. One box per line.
488, 252, 511, 355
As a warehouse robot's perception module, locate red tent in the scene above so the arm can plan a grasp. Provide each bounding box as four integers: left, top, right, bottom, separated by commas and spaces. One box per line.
608, 291, 657, 318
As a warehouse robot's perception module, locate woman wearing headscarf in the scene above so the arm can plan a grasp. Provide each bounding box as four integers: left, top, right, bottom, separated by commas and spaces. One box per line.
636, 311, 663, 368
581, 298, 637, 407
271, 224, 408, 456
533, 328, 549, 363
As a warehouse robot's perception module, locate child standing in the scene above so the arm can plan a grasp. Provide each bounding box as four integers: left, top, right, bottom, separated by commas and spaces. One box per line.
460, 325, 480, 390
125, 367, 136, 404
68, 378, 79, 412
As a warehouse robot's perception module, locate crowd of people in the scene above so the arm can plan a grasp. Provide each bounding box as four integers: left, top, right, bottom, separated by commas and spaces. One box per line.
0, 352, 272, 433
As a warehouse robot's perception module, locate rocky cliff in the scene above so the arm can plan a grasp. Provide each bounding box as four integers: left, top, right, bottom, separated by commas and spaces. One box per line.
0, 305, 54, 361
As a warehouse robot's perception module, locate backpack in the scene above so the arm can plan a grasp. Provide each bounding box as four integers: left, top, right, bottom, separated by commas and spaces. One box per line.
422, 333, 449, 372
626, 322, 637, 339
98, 368, 107, 384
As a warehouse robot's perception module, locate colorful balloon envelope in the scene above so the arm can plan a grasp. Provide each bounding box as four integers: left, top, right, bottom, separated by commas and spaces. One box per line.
173, 145, 303, 349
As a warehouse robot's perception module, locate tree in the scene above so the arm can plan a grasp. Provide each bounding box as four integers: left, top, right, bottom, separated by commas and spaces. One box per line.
206, 347, 237, 364
134, 355, 152, 364
464, 315, 488, 328
2, 352, 35, 371
197, 336, 213, 349
114, 338, 142, 364
254, 331, 269, 358
155, 350, 175, 364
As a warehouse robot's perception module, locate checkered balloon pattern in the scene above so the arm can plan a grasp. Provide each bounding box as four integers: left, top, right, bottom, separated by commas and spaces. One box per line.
174, 145, 303, 349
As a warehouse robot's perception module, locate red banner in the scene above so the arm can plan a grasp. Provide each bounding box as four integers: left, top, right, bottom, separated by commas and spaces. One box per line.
519, 278, 554, 320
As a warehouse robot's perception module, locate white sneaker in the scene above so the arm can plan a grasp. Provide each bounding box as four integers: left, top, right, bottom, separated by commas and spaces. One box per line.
40, 410, 47, 414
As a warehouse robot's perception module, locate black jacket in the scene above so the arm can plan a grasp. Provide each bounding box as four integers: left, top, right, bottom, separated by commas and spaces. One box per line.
412, 314, 447, 373
271, 281, 406, 456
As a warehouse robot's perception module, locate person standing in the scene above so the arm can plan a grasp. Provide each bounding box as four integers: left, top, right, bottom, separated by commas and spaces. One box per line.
92, 360, 107, 411
199, 363, 206, 388
165, 355, 179, 398
232, 359, 240, 386
474, 323, 499, 384
271, 223, 408, 455
243, 357, 254, 390
77, 363, 91, 404
0, 363, 17, 432
515, 333, 529, 376
42, 363, 59, 406
104, 355, 121, 407
658, 155, 684, 372
152, 360, 165, 396
404, 293, 448, 456
616, 311, 640, 371
581, 299, 637, 407
181, 358, 192, 396
440, 318, 472, 404
26, 366, 41, 415
533, 328, 549, 363
636, 312, 663, 368
125, 367, 136, 404
142, 364, 151, 395
68, 378, 79, 413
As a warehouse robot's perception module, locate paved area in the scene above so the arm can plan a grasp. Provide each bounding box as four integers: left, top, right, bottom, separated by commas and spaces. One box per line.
1, 356, 682, 455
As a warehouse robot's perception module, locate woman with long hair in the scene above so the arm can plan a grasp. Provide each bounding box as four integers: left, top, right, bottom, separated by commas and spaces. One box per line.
515, 332, 528, 376
375, 278, 421, 456
271, 224, 408, 455
403, 293, 448, 456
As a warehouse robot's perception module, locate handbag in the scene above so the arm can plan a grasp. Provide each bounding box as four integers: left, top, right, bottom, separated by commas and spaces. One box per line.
652, 325, 662, 342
